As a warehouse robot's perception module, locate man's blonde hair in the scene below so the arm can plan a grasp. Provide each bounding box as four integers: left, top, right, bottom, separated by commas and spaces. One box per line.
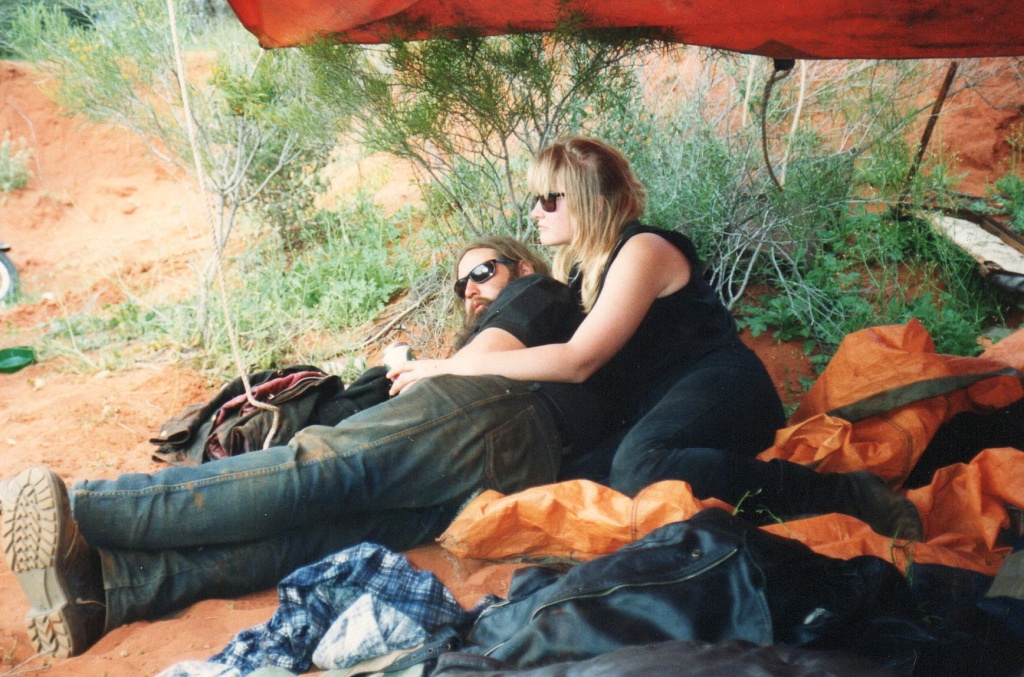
455, 236, 551, 279
451, 236, 551, 351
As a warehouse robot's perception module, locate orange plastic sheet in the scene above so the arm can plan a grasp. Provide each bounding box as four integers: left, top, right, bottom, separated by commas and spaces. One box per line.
758, 320, 1024, 485
440, 448, 1024, 577
225, 0, 1024, 59
439, 322, 1024, 577
439, 480, 733, 562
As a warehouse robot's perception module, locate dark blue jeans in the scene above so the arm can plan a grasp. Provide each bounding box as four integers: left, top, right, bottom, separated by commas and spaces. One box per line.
609, 344, 788, 498
69, 375, 564, 627
98, 506, 458, 628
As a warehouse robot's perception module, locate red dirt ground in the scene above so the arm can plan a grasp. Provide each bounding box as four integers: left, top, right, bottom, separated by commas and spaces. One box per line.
0, 58, 1021, 675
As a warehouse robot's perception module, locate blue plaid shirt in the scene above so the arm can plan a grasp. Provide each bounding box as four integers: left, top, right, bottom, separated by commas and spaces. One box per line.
158, 543, 494, 676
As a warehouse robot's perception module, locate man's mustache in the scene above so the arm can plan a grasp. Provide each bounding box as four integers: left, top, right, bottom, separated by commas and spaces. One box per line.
471, 298, 492, 314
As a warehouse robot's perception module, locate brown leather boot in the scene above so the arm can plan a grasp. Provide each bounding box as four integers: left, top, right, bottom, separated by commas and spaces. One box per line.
0, 467, 106, 658
830, 470, 925, 541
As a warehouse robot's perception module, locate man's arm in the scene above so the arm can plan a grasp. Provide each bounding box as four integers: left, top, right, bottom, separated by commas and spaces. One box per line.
454, 327, 527, 356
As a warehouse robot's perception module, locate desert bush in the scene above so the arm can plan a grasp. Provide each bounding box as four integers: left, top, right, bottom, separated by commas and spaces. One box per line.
1, 0, 73, 57
41, 190, 422, 373
193, 193, 423, 369
302, 28, 662, 244
590, 54, 1010, 361
990, 122, 1024, 235
0, 131, 32, 192
994, 173, 1024, 235
300, 41, 1011, 363
9, 0, 337, 341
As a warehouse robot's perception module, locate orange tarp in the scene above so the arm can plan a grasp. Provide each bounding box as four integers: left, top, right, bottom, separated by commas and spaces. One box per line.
440, 446, 1023, 576
225, 0, 1024, 59
759, 320, 1024, 484
439, 322, 1024, 577
440, 479, 734, 562
790, 319, 1024, 424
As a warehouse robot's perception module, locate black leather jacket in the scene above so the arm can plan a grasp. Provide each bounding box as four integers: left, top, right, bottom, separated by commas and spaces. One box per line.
440, 509, 934, 674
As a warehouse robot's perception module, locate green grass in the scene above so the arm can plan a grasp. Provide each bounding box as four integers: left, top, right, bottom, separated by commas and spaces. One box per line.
40, 192, 427, 375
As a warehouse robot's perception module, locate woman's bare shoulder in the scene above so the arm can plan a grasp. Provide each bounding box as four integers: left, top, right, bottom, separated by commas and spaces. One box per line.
613, 230, 691, 293
617, 230, 687, 263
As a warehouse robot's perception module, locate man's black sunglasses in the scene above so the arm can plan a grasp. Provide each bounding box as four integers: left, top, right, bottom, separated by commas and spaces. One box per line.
535, 192, 565, 213
454, 258, 516, 298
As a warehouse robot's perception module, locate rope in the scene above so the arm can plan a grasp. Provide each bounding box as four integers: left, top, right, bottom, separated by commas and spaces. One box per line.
779, 60, 808, 185
760, 59, 795, 191
164, 0, 281, 448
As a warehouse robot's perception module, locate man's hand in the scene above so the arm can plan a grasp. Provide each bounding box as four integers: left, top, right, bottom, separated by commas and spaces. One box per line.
387, 359, 451, 396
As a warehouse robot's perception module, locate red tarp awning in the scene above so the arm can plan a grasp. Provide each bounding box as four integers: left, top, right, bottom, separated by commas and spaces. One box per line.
226, 0, 1024, 59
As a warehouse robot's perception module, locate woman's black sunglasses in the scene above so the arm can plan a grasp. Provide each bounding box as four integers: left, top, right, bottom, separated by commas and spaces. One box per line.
454, 258, 516, 298
535, 192, 565, 213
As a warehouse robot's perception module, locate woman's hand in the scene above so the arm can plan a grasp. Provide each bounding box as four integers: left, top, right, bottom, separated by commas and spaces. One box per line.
387, 359, 453, 396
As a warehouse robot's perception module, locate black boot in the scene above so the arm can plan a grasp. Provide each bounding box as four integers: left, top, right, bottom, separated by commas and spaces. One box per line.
0, 467, 106, 658
826, 470, 924, 541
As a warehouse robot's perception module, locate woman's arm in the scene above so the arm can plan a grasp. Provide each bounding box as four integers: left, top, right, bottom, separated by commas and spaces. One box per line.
388, 233, 690, 394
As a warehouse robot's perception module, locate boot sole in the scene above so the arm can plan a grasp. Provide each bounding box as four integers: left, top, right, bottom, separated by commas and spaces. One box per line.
0, 467, 79, 658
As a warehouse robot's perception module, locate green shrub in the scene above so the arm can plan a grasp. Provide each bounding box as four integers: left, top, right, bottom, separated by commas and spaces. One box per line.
735, 207, 1005, 364
593, 56, 1009, 364
303, 28, 661, 243
0, 132, 32, 192
993, 173, 1024, 235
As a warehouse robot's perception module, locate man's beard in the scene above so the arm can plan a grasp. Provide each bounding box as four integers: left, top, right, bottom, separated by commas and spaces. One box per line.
450, 267, 519, 353
452, 298, 491, 351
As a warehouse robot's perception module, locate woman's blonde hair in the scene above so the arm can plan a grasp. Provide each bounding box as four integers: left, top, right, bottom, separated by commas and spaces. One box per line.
527, 137, 645, 311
